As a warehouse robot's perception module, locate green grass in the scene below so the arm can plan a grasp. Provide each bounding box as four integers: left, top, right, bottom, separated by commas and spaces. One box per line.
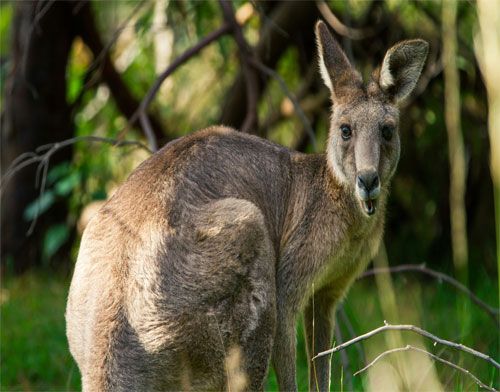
1, 272, 80, 391
1, 270, 497, 391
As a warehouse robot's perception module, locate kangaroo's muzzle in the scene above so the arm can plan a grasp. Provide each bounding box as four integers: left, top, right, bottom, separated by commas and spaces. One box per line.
356, 170, 380, 216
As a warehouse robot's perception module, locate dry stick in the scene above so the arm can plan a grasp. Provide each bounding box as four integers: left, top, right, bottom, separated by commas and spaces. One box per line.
219, 0, 259, 134
313, 323, 500, 370
139, 23, 232, 152
249, 58, 318, 152
358, 264, 500, 324
353, 345, 497, 392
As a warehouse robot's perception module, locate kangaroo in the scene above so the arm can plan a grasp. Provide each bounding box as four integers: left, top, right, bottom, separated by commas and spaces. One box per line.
66, 21, 428, 392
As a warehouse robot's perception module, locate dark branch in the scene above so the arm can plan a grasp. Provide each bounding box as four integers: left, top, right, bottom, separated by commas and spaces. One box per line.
138, 23, 232, 151
220, 1, 318, 129
219, 0, 259, 133
250, 58, 317, 151
77, 2, 167, 148
316, 1, 376, 40
358, 264, 500, 324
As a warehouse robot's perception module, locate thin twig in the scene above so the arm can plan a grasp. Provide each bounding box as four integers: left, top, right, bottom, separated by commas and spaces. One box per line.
219, 0, 259, 133
337, 305, 365, 362
249, 58, 318, 151
316, 1, 375, 40
353, 345, 497, 392
358, 264, 500, 324
313, 323, 500, 370
1, 135, 151, 197
138, 23, 231, 151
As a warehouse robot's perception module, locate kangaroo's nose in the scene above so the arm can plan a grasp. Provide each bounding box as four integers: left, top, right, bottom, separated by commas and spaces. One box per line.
357, 170, 380, 195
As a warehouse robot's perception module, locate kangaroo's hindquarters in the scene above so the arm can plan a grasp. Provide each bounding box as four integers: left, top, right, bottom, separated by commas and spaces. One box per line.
66, 197, 276, 391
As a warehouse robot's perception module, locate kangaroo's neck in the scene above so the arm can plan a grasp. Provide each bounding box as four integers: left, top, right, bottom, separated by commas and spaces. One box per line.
281, 151, 388, 262
285, 151, 375, 226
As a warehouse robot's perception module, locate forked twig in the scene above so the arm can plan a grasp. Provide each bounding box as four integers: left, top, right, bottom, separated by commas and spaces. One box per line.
313, 323, 500, 370
353, 345, 497, 392
359, 264, 500, 324
1, 136, 151, 191
0, 136, 151, 234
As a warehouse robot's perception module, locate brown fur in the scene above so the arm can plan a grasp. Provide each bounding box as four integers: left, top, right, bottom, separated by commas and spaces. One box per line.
66, 21, 428, 392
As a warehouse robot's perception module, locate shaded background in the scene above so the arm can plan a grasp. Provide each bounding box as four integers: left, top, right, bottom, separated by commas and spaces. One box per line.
1, 0, 498, 391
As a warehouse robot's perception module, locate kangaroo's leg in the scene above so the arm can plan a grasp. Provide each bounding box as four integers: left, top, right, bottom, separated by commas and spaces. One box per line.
303, 286, 338, 392
272, 297, 298, 392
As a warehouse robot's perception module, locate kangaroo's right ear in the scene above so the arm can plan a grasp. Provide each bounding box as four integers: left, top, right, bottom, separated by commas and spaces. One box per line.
378, 39, 429, 103
315, 20, 361, 98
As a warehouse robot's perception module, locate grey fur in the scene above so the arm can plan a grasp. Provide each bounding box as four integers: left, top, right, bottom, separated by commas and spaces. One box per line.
66, 21, 428, 392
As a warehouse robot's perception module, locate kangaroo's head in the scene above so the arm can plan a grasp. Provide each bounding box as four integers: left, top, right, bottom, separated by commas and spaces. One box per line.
315, 21, 428, 217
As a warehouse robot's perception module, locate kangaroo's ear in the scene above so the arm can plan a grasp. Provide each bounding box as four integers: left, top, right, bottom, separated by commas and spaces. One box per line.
379, 39, 429, 103
315, 20, 361, 97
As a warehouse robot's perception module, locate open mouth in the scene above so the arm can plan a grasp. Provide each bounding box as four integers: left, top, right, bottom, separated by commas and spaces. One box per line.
362, 199, 377, 216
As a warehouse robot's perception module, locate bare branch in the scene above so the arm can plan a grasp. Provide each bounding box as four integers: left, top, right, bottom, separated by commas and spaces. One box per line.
358, 264, 500, 324
249, 58, 318, 151
219, 0, 259, 133
138, 23, 231, 151
353, 345, 497, 392
316, 1, 375, 40
313, 323, 500, 370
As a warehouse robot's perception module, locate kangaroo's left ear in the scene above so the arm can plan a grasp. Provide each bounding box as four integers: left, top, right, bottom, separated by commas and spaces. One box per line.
379, 39, 429, 103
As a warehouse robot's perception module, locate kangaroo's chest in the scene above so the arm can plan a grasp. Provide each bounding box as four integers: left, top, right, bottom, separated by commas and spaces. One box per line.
304, 209, 385, 301
314, 227, 382, 291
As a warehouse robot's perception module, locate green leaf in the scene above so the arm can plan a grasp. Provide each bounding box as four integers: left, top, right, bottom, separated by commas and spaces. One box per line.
46, 162, 71, 185
43, 224, 69, 261
23, 191, 55, 222
54, 172, 81, 196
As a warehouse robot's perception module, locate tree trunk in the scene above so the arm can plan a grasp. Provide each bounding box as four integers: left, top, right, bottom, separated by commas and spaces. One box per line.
1, 1, 77, 272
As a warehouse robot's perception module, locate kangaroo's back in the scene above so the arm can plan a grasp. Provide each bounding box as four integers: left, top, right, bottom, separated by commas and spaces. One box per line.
66, 126, 290, 391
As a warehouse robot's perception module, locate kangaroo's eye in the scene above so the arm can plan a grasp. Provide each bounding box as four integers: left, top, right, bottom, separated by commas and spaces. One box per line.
340, 124, 352, 141
381, 125, 394, 141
